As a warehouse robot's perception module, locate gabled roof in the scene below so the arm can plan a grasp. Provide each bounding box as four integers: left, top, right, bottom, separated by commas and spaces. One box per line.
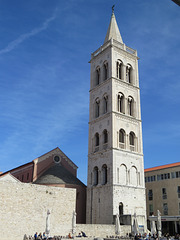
33, 147, 78, 170
0, 147, 78, 177
33, 163, 85, 186
104, 12, 123, 44
0, 161, 33, 176
145, 162, 180, 173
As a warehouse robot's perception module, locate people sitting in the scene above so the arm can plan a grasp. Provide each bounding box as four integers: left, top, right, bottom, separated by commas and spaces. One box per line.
68, 233, 72, 239
81, 231, 87, 237
77, 232, 82, 237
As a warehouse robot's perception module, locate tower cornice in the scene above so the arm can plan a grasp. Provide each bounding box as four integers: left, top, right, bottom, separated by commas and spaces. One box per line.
88, 147, 144, 158
90, 39, 138, 62
89, 111, 141, 125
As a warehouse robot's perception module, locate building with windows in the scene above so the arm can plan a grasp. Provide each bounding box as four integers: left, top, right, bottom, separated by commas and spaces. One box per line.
145, 162, 180, 234
86, 9, 146, 230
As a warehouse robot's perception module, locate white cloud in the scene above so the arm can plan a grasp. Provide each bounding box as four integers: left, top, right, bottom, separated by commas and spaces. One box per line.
0, 8, 57, 55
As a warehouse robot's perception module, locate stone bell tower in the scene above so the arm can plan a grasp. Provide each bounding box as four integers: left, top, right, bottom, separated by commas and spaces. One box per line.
86, 8, 146, 229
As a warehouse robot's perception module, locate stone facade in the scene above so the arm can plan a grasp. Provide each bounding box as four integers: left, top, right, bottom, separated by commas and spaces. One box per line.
86, 11, 146, 229
0, 180, 76, 240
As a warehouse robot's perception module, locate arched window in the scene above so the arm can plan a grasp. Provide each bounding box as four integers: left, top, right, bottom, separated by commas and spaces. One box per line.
94, 132, 99, 152
128, 96, 134, 116
93, 167, 99, 185
103, 94, 108, 114
119, 202, 123, 215
95, 133, 99, 146
103, 129, 108, 144
120, 164, 127, 185
119, 129, 125, 149
103, 129, 108, 150
102, 164, 107, 185
117, 60, 122, 79
96, 66, 100, 85
129, 131, 136, 151
117, 93, 125, 113
103, 61, 108, 81
130, 166, 138, 185
126, 64, 132, 84
95, 98, 100, 118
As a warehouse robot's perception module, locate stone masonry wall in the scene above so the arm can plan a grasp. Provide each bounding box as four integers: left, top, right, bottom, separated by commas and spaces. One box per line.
76, 224, 131, 238
0, 181, 76, 240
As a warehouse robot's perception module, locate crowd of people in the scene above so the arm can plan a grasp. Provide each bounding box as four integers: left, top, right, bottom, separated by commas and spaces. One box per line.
24, 231, 88, 240
23, 232, 180, 240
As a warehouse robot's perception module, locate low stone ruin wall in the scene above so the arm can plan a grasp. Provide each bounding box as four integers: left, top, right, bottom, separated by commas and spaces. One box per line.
0, 181, 76, 240
76, 224, 131, 238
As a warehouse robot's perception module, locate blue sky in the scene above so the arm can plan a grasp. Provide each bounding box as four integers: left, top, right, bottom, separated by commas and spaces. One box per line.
0, 0, 179, 184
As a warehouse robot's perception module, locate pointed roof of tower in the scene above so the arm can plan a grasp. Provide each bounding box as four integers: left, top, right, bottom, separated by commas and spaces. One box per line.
104, 9, 123, 44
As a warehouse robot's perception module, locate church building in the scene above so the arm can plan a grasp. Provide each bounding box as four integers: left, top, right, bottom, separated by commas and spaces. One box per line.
86, 9, 147, 229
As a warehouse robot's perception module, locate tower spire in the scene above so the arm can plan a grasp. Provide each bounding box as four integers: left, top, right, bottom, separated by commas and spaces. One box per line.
104, 7, 123, 44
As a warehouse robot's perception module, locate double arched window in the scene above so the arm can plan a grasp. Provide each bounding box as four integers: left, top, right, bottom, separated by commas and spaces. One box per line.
94, 130, 108, 152
94, 94, 109, 119
118, 130, 137, 152
116, 59, 135, 85
92, 164, 108, 186
94, 61, 108, 87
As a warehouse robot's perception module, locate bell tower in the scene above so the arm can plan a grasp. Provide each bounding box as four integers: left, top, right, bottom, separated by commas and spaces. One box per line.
86, 9, 146, 229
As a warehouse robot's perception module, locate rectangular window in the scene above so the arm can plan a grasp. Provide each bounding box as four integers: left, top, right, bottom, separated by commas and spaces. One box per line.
163, 203, 168, 215
178, 186, 180, 198
161, 174, 164, 180
171, 172, 175, 178
145, 177, 147, 183
148, 189, 153, 201
148, 176, 150, 182
167, 173, 170, 179
157, 175, 160, 181
176, 172, 179, 178
162, 188, 167, 199
149, 204, 153, 216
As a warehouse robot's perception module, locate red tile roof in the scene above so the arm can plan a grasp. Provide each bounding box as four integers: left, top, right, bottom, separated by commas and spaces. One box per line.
145, 162, 180, 172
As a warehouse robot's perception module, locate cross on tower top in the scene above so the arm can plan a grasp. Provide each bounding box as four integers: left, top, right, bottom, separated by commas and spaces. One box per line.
112, 5, 115, 14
